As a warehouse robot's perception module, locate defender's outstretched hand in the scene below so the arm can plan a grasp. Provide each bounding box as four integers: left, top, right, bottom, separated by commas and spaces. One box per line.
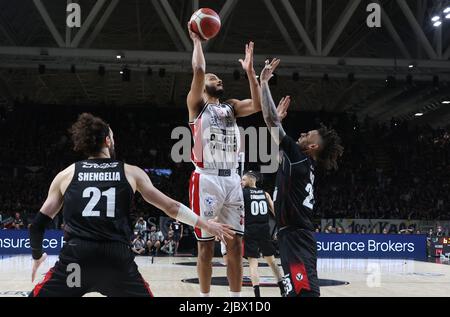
239, 41, 255, 73
206, 219, 235, 245
277, 96, 291, 121
31, 252, 47, 283
260, 58, 280, 82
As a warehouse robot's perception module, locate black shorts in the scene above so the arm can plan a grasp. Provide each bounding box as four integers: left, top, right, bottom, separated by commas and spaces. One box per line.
278, 228, 320, 297
29, 238, 153, 297
244, 224, 275, 258
173, 232, 181, 242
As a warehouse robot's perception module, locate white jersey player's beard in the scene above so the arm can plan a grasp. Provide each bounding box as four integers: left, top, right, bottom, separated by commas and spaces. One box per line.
205, 85, 224, 98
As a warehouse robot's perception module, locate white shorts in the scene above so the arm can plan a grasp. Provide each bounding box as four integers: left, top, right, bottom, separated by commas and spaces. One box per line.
189, 168, 244, 241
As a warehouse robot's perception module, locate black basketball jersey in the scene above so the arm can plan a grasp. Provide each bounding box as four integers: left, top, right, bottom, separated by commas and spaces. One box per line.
274, 135, 316, 231
243, 187, 270, 227
171, 221, 182, 234
63, 159, 134, 244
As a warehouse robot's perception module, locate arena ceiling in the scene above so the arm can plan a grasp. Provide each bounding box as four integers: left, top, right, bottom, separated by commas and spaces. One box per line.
0, 0, 449, 126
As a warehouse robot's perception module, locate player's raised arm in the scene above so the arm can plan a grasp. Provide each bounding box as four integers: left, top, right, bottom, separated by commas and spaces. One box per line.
129, 165, 235, 243
29, 165, 73, 282
187, 22, 206, 121
228, 42, 262, 118
259, 59, 290, 145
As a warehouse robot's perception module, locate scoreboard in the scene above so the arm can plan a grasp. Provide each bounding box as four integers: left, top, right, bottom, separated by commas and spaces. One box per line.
428, 237, 450, 257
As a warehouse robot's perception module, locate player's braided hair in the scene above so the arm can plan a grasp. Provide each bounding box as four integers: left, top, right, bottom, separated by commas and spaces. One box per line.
69, 113, 110, 157
317, 124, 344, 171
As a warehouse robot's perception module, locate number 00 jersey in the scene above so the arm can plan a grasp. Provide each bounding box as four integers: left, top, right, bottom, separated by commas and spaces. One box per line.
274, 135, 316, 231
243, 187, 270, 228
63, 159, 134, 244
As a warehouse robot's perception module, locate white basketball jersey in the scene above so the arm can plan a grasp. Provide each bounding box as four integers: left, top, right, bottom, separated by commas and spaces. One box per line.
189, 102, 240, 170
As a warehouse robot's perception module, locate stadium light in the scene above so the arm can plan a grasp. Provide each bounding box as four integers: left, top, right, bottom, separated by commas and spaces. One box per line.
415, 113, 424, 117
431, 5, 450, 25
442, 100, 450, 104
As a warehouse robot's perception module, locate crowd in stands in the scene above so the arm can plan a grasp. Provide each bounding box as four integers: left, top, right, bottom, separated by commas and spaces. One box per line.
0, 103, 449, 237
131, 218, 184, 256
313, 118, 450, 221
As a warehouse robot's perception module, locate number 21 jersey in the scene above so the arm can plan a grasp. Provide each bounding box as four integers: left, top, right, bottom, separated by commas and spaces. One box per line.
63, 159, 134, 244
274, 135, 316, 231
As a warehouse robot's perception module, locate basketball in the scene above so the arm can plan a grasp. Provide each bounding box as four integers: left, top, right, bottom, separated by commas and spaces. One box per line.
189, 8, 221, 41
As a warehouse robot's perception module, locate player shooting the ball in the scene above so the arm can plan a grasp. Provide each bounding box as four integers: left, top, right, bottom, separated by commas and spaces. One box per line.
186, 18, 289, 297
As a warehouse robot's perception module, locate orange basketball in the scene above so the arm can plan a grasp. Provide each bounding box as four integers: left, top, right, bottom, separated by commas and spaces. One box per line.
189, 8, 221, 41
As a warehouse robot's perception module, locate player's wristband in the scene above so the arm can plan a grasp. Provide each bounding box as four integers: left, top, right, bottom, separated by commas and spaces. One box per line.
29, 212, 52, 260
176, 204, 199, 228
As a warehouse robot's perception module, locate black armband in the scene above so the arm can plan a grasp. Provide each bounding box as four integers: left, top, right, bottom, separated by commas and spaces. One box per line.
29, 212, 52, 260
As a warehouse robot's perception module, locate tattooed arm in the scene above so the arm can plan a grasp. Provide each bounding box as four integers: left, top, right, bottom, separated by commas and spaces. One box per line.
260, 59, 289, 145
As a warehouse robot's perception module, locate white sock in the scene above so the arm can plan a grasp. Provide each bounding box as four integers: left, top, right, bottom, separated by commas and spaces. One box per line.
200, 292, 211, 297
229, 291, 241, 297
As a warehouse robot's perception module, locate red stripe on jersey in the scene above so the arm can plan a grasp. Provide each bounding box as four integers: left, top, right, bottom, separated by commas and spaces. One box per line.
140, 276, 154, 297
192, 172, 202, 239
32, 267, 55, 297
189, 117, 204, 168
289, 262, 311, 295
189, 171, 196, 213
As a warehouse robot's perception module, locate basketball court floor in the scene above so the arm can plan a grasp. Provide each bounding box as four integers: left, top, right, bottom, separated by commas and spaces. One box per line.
0, 255, 449, 297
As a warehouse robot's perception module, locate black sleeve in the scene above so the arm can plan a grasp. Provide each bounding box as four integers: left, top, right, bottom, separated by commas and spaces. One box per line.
279, 135, 308, 162
29, 212, 52, 260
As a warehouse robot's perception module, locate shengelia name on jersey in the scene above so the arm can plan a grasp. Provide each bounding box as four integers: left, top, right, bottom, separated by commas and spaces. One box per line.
77, 172, 121, 182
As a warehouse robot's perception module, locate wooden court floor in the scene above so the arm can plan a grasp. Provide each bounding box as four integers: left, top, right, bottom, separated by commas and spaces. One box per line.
0, 255, 449, 297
